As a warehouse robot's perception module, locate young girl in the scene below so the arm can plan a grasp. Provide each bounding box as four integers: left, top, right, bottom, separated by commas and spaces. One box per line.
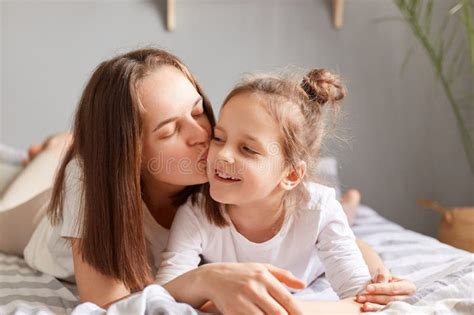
156, 69, 372, 301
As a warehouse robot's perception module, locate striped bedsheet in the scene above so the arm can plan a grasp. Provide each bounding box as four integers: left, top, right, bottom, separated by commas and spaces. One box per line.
1, 205, 472, 314
295, 206, 474, 314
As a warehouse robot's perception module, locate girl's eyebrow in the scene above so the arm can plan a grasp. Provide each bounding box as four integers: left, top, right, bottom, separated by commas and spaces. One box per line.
243, 134, 265, 149
215, 125, 265, 148
153, 96, 203, 132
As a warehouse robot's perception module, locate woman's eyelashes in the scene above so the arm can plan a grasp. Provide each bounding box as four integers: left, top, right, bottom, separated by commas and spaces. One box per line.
191, 103, 204, 118
159, 123, 179, 139
158, 106, 204, 139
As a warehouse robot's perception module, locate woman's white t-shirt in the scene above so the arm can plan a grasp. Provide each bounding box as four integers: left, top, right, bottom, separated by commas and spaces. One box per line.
23, 158, 169, 282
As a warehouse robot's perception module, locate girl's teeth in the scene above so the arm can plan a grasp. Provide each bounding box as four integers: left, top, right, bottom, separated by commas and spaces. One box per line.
216, 170, 239, 180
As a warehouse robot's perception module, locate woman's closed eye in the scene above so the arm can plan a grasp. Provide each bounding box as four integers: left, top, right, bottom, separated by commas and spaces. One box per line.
159, 125, 178, 138
191, 103, 204, 118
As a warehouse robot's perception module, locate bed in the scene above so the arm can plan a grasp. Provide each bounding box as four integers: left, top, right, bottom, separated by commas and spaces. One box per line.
1, 204, 472, 314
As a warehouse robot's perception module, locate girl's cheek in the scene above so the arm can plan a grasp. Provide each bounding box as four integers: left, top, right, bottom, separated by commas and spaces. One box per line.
206, 146, 217, 166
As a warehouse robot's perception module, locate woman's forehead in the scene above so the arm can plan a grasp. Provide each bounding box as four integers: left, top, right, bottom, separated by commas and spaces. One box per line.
139, 66, 199, 116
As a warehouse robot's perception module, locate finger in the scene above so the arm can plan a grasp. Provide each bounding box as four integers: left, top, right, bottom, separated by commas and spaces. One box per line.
357, 294, 406, 305
263, 273, 303, 315
375, 272, 389, 283
224, 296, 264, 315
390, 278, 417, 294
264, 264, 306, 289
372, 268, 389, 284
254, 291, 289, 315
242, 280, 288, 315
362, 302, 385, 312
396, 280, 417, 295
364, 281, 415, 295
199, 300, 218, 313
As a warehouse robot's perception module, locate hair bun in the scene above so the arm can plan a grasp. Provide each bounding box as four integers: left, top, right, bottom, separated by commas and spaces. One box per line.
301, 69, 346, 107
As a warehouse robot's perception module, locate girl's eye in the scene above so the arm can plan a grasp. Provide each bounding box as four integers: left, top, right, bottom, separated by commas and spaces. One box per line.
243, 146, 258, 155
212, 136, 224, 143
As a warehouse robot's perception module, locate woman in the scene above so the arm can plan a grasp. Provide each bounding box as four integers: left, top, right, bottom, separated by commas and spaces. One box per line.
1, 48, 414, 314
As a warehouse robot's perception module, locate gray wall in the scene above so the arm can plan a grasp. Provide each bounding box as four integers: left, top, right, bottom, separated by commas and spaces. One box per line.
1, 0, 473, 236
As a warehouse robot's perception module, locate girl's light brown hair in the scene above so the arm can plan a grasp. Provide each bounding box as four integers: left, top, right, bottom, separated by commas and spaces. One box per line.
48, 48, 215, 290
203, 68, 346, 227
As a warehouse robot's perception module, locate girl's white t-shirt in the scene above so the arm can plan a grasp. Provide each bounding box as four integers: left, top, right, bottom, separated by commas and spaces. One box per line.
23, 158, 169, 282
156, 183, 371, 299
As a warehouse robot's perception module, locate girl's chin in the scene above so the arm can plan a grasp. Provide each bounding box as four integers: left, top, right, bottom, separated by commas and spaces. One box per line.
209, 188, 238, 204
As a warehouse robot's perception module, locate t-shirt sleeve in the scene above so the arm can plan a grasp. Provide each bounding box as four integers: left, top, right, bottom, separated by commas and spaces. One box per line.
59, 158, 84, 239
315, 188, 371, 298
155, 201, 205, 285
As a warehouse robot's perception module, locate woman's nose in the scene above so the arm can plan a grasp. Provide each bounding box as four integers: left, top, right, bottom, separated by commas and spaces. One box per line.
187, 120, 211, 147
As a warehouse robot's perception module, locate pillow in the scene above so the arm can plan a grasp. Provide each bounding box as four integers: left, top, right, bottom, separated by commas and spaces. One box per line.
315, 157, 358, 225
0, 149, 61, 211
0, 144, 26, 195
315, 156, 341, 199
0, 143, 27, 165
0, 162, 23, 196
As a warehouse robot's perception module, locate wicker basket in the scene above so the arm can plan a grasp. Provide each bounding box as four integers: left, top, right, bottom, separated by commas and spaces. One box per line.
418, 199, 474, 253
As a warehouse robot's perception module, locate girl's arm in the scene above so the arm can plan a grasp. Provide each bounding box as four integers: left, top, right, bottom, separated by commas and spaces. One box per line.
356, 239, 389, 277
155, 205, 205, 285
316, 193, 371, 298
298, 298, 361, 314
355, 239, 417, 312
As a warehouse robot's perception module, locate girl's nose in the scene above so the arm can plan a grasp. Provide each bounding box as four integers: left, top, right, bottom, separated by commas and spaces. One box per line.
217, 146, 235, 164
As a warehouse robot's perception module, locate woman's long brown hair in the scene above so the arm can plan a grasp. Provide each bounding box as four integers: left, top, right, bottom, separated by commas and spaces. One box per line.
48, 48, 215, 290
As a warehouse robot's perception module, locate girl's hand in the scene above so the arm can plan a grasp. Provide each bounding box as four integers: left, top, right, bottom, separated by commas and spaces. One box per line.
202, 262, 306, 315
356, 268, 416, 312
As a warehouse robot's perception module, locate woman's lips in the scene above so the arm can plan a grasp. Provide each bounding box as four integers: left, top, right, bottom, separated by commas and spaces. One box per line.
199, 149, 208, 161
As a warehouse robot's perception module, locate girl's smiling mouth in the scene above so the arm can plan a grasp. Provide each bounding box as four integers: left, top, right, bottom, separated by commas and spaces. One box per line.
214, 169, 242, 182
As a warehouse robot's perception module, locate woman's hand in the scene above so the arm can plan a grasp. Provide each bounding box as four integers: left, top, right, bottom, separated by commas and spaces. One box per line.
205, 263, 306, 315
200, 262, 306, 315
356, 269, 416, 312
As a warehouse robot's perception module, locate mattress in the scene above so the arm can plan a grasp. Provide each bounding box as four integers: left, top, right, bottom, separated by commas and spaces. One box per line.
0, 205, 472, 314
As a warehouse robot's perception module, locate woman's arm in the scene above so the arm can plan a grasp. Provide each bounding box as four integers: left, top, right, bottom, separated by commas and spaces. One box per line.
70, 238, 132, 308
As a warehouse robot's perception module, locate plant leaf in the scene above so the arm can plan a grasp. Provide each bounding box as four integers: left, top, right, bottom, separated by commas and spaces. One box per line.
424, 0, 434, 35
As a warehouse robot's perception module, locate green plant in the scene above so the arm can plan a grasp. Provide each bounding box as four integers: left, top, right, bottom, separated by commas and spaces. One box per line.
393, 0, 474, 175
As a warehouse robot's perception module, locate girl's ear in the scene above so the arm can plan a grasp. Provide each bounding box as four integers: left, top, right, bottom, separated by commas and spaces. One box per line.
279, 161, 306, 191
